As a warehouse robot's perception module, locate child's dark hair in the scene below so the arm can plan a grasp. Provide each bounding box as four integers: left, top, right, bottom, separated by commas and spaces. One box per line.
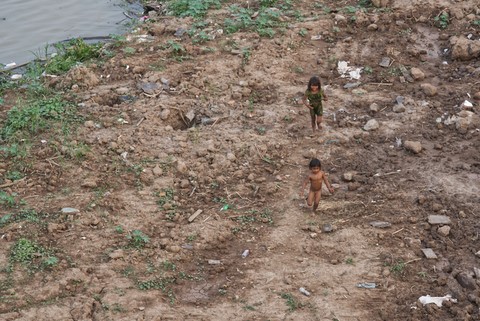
309, 158, 321, 169
307, 76, 322, 91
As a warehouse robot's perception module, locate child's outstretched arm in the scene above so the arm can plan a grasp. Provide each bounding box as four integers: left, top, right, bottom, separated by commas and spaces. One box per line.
323, 174, 334, 193
302, 95, 313, 109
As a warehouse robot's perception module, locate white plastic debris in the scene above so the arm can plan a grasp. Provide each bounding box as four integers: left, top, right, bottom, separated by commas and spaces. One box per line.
460, 100, 473, 109
5, 62, 16, 69
11, 74, 22, 80
418, 294, 457, 307
337, 61, 362, 80
299, 287, 311, 296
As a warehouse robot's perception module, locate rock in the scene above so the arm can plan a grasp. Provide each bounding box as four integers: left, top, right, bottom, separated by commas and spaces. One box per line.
342, 172, 355, 181
153, 165, 163, 176
84, 120, 96, 128
367, 23, 378, 31
379, 57, 391, 68
364, 119, 379, 131
456, 272, 476, 290
393, 103, 406, 113
420, 83, 437, 96
176, 160, 187, 174
428, 215, 451, 225
404, 140, 422, 154
369, 102, 379, 112
437, 225, 451, 236
160, 108, 170, 120
81, 179, 98, 188
473, 91, 480, 100
369, 221, 392, 228
334, 14, 347, 24
410, 67, 425, 80
61, 207, 80, 214
371, 0, 389, 7
109, 249, 125, 259
47, 223, 66, 233
322, 224, 333, 233
421, 248, 437, 259
450, 36, 480, 61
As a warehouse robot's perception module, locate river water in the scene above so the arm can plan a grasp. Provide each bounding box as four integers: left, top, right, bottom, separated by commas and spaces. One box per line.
0, 0, 141, 66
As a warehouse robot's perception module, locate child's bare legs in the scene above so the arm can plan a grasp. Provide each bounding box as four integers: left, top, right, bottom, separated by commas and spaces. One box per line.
310, 113, 317, 132
307, 191, 321, 213
316, 115, 323, 129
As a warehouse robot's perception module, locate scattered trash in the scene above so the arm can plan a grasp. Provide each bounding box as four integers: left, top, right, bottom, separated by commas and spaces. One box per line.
11, 74, 22, 80
395, 137, 402, 147
343, 82, 362, 89
369, 221, 392, 228
322, 223, 333, 233
418, 294, 457, 307
220, 204, 230, 211
460, 100, 473, 110
421, 248, 438, 259
4, 62, 16, 69
299, 287, 311, 296
379, 57, 391, 68
61, 207, 80, 214
356, 282, 376, 289
241, 249, 250, 258
208, 259, 221, 265
337, 61, 363, 80
188, 209, 203, 222
310, 35, 322, 40
181, 244, 193, 250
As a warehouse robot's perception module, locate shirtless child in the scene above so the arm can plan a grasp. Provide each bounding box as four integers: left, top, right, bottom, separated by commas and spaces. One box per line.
299, 158, 334, 213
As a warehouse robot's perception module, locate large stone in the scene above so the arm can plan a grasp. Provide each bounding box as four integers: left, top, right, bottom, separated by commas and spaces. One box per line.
364, 119, 379, 131
420, 83, 437, 96
410, 67, 425, 80
421, 248, 437, 259
456, 272, 476, 290
450, 36, 480, 61
404, 140, 422, 154
371, 0, 389, 7
437, 225, 451, 236
428, 215, 451, 225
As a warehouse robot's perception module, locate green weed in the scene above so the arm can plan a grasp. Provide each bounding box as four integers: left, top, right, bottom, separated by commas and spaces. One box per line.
434, 12, 449, 29
0, 191, 21, 208
10, 238, 58, 271
156, 188, 174, 207
280, 293, 299, 311
1, 97, 74, 140
127, 230, 150, 249
45, 38, 102, 75
345, 257, 354, 265
298, 28, 307, 37
137, 277, 175, 291
5, 171, 23, 181
168, 0, 221, 18
390, 260, 406, 274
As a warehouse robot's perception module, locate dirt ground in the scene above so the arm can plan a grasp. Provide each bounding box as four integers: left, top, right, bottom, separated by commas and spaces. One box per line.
1, 0, 480, 320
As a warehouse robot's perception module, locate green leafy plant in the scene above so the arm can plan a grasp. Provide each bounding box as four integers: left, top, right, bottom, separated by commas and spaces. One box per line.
1, 97, 73, 139
168, 0, 221, 18
10, 238, 57, 271
45, 38, 102, 75
298, 28, 307, 37
345, 257, 354, 265
127, 230, 150, 249
434, 12, 449, 29
280, 293, 299, 311
390, 260, 406, 274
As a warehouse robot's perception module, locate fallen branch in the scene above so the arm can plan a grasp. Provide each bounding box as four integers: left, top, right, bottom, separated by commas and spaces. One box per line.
0, 177, 26, 188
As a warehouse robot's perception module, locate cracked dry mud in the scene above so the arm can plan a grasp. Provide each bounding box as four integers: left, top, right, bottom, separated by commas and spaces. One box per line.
1, 0, 480, 320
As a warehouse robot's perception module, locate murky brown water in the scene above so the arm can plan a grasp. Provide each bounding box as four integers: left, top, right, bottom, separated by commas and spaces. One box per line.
0, 0, 140, 66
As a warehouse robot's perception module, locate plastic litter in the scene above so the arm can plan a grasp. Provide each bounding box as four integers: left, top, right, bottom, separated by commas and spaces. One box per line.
299, 287, 311, 296
356, 282, 376, 289
418, 294, 457, 307
241, 249, 250, 258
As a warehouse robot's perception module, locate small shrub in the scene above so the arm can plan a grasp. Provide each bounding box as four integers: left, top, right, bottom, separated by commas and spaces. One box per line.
45, 38, 102, 75
168, 0, 222, 18
434, 12, 449, 29
127, 230, 150, 249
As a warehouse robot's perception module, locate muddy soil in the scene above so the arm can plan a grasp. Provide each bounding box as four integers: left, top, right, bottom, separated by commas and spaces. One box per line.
1, 0, 480, 320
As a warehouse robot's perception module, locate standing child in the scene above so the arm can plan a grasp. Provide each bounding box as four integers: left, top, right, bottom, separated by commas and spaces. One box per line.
300, 158, 334, 213
302, 76, 328, 133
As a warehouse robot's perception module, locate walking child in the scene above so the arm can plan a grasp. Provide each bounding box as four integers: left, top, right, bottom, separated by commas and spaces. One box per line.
302, 76, 328, 133
300, 158, 334, 213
